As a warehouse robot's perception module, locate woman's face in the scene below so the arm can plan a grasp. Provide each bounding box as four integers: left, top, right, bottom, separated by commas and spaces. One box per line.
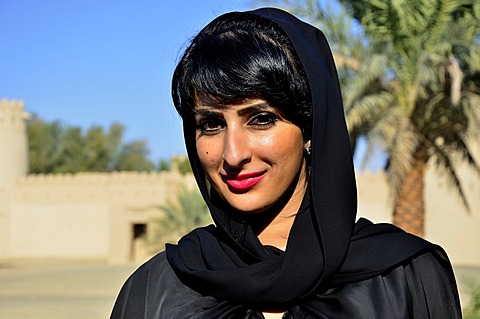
194, 97, 307, 214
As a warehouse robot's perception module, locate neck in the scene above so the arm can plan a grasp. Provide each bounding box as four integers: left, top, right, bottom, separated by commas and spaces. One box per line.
256, 213, 295, 250
255, 163, 308, 250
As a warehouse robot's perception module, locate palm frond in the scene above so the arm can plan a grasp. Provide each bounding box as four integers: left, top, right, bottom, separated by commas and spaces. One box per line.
149, 185, 211, 247
426, 137, 472, 211
416, 52, 444, 92
345, 91, 392, 132
426, 0, 476, 51
343, 54, 390, 110
449, 135, 480, 177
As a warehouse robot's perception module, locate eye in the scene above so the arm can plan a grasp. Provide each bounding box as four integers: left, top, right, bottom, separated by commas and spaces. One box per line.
196, 118, 224, 134
249, 112, 278, 128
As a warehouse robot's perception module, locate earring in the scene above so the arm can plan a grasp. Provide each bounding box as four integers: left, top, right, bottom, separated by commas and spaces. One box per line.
304, 140, 311, 155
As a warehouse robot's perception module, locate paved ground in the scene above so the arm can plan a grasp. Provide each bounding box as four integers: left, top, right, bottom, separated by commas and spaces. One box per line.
0, 258, 479, 318
0, 258, 138, 319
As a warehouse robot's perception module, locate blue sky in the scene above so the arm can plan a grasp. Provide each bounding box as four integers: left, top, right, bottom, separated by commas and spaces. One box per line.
0, 0, 256, 161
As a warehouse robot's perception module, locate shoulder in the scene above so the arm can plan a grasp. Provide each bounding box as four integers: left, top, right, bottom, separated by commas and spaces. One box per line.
114, 251, 173, 298
322, 247, 461, 318
403, 245, 459, 298
401, 246, 461, 317
110, 251, 219, 319
382, 247, 461, 318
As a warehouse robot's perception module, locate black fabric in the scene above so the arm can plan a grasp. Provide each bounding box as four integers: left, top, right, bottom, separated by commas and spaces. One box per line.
111, 249, 460, 318
111, 7, 461, 318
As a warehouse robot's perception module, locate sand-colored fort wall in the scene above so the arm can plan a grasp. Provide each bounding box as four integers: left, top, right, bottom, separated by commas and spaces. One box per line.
5, 171, 196, 262
423, 148, 480, 266
356, 170, 391, 223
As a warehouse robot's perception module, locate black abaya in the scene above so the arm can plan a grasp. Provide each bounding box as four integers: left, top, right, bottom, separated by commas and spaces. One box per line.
111, 247, 459, 318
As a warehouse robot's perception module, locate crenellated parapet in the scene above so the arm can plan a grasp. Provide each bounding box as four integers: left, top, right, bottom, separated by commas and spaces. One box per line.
12, 170, 197, 205
0, 98, 30, 130
18, 170, 196, 185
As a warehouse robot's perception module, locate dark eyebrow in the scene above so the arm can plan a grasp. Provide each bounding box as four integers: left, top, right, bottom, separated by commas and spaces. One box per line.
194, 102, 271, 117
194, 109, 223, 118
236, 103, 270, 116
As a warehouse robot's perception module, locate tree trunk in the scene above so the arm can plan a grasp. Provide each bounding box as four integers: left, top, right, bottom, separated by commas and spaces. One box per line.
393, 152, 428, 237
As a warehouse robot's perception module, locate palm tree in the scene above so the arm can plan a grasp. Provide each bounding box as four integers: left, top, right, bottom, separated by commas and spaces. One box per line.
265, 0, 480, 236
341, 0, 480, 236
148, 185, 212, 251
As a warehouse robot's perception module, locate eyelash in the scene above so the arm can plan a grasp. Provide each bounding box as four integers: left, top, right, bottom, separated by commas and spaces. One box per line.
195, 112, 278, 134
249, 112, 278, 128
196, 119, 223, 134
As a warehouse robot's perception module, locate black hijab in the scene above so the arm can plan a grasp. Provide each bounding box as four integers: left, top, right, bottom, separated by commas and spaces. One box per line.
166, 7, 432, 313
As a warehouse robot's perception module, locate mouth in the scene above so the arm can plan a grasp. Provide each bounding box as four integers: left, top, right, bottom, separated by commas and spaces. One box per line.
222, 171, 266, 191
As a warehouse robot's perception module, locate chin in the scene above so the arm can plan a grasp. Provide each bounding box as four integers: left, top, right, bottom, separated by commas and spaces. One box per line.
225, 197, 273, 215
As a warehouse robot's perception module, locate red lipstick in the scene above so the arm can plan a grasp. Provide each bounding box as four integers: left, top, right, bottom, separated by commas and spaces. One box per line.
222, 171, 266, 191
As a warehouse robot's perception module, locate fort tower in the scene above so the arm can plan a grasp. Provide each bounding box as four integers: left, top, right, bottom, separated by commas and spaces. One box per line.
0, 99, 29, 187
0, 99, 29, 255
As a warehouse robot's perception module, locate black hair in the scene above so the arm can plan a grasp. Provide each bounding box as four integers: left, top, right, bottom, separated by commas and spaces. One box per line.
171, 12, 312, 136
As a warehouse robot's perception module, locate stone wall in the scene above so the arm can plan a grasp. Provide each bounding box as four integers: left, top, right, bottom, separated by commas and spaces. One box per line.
423, 145, 480, 266
4, 171, 196, 262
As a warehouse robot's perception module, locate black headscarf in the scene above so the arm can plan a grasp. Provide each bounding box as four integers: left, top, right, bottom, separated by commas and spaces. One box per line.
166, 7, 431, 313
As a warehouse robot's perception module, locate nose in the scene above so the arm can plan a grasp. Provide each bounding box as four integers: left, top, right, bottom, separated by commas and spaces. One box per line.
222, 126, 251, 169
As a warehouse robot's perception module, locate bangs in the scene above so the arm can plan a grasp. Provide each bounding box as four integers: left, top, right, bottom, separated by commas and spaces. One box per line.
189, 29, 290, 103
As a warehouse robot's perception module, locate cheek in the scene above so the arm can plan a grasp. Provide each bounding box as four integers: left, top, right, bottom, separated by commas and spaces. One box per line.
257, 130, 304, 163
196, 140, 222, 172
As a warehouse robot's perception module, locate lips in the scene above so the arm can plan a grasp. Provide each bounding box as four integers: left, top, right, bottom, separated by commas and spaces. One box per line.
222, 171, 266, 191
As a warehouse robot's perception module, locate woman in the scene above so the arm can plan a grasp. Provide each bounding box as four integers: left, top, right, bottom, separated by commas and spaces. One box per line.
111, 8, 461, 318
